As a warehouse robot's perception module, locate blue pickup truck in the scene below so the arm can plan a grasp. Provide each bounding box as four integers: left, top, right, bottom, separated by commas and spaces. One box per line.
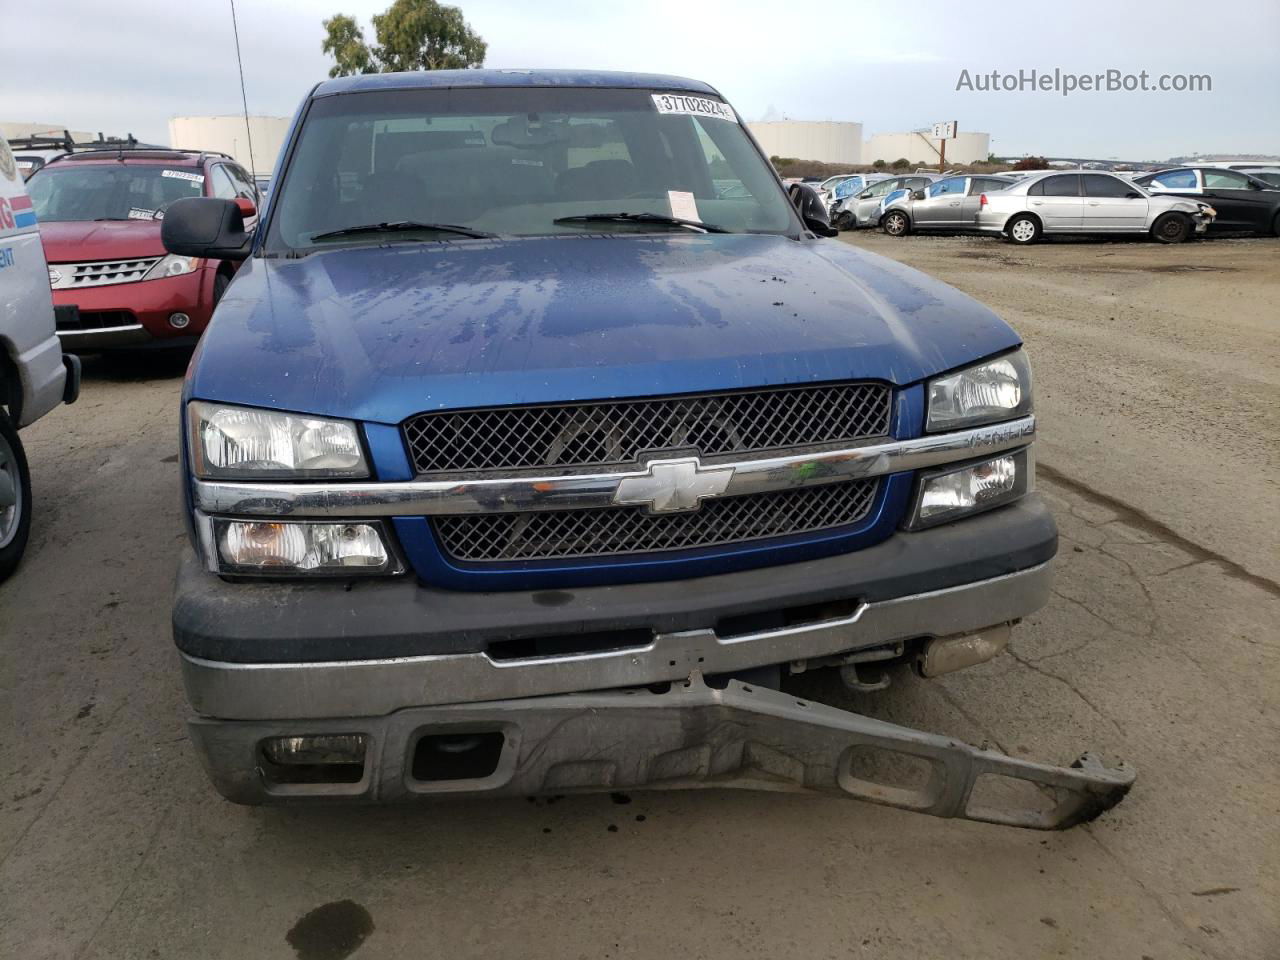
163, 70, 1131, 828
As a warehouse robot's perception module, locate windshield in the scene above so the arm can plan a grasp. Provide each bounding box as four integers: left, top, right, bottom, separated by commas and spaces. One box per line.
27, 164, 206, 222
266, 87, 798, 253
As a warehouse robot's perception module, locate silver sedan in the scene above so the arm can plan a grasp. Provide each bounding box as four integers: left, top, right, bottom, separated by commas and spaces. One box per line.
880, 175, 1018, 236
975, 172, 1215, 244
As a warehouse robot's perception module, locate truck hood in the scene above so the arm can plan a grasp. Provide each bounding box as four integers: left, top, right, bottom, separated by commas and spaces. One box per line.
39, 219, 165, 263
189, 233, 1021, 425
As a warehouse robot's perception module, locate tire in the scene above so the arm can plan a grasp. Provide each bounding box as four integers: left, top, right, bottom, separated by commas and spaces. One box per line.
1151, 213, 1190, 244
1006, 214, 1041, 245
833, 211, 854, 231
0, 412, 33, 583
1272, 211, 1280, 237
882, 210, 910, 237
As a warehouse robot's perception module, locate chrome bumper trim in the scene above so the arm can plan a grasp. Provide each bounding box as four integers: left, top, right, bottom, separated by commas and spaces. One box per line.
181, 560, 1051, 721
192, 415, 1037, 518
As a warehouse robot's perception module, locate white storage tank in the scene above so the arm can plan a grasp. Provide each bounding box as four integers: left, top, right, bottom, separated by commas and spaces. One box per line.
168, 116, 291, 176
746, 121, 863, 165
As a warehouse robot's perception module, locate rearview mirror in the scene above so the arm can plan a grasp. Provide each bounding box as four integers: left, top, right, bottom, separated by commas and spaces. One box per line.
911, 189, 926, 200
161, 197, 253, 261
787, 183, 838, 237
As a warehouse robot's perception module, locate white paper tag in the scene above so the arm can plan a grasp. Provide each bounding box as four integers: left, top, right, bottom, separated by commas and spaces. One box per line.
162, 169, 205, 183
127, 207, 157, 220
668, 190, 700, 223
651, 93, 737, 124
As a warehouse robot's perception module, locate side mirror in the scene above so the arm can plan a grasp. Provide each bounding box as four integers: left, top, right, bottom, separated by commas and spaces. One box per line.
1124, 192, 1142, 199
234, 197, 257, 218
788, 183, 838, 237
859, 190, 873, 199
162, 197, 253, 261
911, 189, 926, 200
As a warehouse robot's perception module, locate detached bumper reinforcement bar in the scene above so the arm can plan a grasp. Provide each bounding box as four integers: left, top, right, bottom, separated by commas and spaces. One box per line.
190, 672, 1134, 829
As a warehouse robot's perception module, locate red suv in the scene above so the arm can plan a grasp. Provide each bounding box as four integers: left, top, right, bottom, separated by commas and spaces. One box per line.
26, 149, 258, 350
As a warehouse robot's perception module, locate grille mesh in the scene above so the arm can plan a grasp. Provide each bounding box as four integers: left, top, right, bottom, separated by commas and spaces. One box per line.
432, 479, 879, 563
404, 382, 891, 475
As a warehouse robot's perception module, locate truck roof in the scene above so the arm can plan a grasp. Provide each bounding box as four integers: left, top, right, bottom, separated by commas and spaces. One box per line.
314, 68, 721, 99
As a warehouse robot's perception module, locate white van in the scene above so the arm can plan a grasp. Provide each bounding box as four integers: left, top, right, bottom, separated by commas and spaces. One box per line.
0, 138, 79, 580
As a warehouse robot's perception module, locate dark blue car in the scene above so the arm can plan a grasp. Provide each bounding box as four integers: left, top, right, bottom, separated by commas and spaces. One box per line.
162, 70, 1130, 826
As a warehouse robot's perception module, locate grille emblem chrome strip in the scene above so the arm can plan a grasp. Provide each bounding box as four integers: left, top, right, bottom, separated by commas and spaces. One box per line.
613, 457, 735, 514
192, 415, 1036, 519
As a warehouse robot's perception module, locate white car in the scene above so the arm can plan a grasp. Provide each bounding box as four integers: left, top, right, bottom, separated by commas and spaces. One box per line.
975, 171, 1216, 244
0, 138, 79, 579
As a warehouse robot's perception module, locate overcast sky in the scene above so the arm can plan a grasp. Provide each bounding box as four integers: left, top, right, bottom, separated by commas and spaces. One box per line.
9, 0, 1279, 160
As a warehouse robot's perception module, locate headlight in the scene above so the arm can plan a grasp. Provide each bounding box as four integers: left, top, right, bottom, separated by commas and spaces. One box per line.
143, 253, 200, 281
906, 448, 1032, 530
213, 519, 401, 576
926, 349, 1032, 432
188, 401, 369, 479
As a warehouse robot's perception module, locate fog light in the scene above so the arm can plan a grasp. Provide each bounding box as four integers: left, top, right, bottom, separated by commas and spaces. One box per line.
262, 734, 367, 766
213, 519, 400, 576
260, 734, 368, 785
907, 448, 1031, 530
168, 312, 190, 329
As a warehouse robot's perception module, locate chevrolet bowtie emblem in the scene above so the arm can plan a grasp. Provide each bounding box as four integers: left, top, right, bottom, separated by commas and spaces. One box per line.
612, 457, 735, 514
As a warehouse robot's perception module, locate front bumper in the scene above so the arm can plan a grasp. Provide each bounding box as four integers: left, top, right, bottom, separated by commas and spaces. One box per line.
52, 267, 215, 350
189, 671, 1133, 829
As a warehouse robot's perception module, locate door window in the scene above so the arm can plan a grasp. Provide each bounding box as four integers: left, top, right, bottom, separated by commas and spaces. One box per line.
1083, 175, 1135, 198
863, 178, 899, 198
1149, 169, 1197, 189
209, 165, 239, 200
1203, 170, 1250, 190
1036, 174, 1082, 197
929, 177, 966, 197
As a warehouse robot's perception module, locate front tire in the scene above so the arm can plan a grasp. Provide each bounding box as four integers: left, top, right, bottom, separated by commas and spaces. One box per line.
833, 211, 855, 231
0, 412, 33, 583
1006, 214, 1041, 245
1151, 213, 1190, 244
882, 210, 910, 237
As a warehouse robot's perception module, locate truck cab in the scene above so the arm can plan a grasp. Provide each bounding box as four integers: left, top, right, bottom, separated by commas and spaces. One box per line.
160, 70, 1130, 827
0, 138, 79, 580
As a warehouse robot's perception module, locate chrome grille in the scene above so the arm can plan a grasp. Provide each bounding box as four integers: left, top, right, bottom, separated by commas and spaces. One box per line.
432, 479, 879, 562
404, 382, 892, 475
49, 257, 161, 290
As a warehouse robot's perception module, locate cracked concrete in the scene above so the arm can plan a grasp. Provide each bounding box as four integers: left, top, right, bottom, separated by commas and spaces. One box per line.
2, 235, 1277, 959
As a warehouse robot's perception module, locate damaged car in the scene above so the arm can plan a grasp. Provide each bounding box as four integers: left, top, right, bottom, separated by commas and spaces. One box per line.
162, 69, 1133, 828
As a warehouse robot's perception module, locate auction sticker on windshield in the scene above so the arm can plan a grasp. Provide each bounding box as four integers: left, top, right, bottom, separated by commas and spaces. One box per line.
651, 93, 737, 123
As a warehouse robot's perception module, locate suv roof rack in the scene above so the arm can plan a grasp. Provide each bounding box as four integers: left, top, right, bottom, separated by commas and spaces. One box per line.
6, 131, 76, 152
49, 145, 235, 166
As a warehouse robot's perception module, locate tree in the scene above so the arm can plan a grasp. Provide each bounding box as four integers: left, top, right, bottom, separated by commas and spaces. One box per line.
890, 157, 910, 170
871, 158, 886, 170
1013, 155, 1048, 170
322, 0, 486, 78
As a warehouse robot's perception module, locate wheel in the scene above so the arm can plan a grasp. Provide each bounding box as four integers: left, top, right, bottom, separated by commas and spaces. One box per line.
1151, 213, 1190, 244
882, 210, 910, 237
1006, 214, 1041, 244
833, 211, 855, 231
1272, 211, 1280, 237
213, 270, 230, 306
0, 412, 33, 582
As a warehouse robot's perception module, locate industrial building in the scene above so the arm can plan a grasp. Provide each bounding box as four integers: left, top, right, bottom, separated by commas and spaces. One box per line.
863, 130, 991, 166
168, 115, 291, 176
747, 121, 863, 164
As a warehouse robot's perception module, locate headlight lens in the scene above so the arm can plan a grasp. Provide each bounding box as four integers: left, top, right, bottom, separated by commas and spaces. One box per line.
143, 253, 201, 281
907, 448, 1032, 530
213, 519, 400, 576
926, 349, 1032, 432
188, 401, 368, 479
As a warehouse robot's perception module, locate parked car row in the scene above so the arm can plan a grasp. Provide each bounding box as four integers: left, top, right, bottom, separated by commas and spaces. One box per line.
845, 165, 1278, 244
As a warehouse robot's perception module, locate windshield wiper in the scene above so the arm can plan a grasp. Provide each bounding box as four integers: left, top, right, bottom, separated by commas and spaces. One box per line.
309, 221, 496, 242
553, 212, 730, 234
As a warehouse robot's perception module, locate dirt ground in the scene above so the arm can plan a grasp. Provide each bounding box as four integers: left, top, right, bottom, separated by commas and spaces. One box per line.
1, 232, 1277, 960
